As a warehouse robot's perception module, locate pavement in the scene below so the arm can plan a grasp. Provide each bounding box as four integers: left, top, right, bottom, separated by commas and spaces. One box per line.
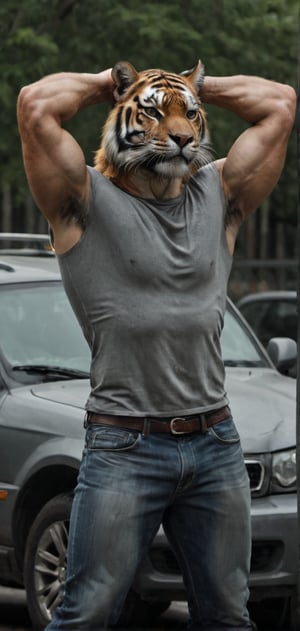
0, 586, 31, 630
0, 586, 295, 630
0, 587, 190, 630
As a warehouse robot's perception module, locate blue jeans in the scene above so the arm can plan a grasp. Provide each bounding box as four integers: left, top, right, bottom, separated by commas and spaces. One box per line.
46, 415, 253, 630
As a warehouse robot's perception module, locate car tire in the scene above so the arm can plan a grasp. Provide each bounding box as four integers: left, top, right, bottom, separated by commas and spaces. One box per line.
23, 493, 170, 630
23, 493, 72, 631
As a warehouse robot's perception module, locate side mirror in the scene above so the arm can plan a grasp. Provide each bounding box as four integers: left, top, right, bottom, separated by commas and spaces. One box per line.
267, 337, 297, 375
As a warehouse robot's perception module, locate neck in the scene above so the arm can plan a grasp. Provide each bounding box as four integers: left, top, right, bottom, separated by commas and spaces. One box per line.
114, 169, 185, 200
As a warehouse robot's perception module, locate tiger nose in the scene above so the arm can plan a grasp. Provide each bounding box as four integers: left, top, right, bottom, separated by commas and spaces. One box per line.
169, 133, 193, 148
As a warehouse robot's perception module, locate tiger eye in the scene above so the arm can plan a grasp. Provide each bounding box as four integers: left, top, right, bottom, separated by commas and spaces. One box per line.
186, 110, 198, 120
144, 107, 160, 119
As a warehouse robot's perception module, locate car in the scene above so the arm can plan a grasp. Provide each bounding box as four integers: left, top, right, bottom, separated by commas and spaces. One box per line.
0, 236, 298, 630
237, 291, 297, 377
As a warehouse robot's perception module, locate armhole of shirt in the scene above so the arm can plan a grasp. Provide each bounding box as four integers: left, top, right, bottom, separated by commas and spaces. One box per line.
204, 162, 232, 265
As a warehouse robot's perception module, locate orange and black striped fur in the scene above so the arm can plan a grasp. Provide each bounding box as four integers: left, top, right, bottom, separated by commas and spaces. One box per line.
94, 61, 211, 183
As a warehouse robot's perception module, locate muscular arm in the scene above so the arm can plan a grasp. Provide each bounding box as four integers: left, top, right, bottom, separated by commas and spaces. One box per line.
200, 75, 296, 253
17, 70, 114, 253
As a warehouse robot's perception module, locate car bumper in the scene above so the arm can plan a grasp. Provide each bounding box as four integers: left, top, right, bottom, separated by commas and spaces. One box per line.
134, 493, 297, 602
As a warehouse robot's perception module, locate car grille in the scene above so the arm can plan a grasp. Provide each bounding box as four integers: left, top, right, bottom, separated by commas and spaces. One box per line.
245, 459, 265, 492
149, 541, 283, 576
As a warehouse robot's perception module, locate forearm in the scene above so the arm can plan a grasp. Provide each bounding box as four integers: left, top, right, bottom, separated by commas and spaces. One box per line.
17, 69, 114, 129
200, 75, 296, 126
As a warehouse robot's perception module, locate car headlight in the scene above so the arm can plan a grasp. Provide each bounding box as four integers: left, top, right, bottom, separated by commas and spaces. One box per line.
271, 449, 297, 492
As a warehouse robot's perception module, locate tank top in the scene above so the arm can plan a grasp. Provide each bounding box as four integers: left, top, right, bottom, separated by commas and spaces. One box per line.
57, 162, 232, 417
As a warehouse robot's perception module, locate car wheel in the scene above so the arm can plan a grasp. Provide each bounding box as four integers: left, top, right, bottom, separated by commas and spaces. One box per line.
23, 493, 72, 631
23, 493, 170, 630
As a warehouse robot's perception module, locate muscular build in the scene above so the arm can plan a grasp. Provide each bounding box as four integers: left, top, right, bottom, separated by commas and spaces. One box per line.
17, 67, 295, 256
17, 63, 296, 631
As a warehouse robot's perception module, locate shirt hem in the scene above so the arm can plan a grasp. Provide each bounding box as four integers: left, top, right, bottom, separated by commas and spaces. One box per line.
84, 397, 229, 418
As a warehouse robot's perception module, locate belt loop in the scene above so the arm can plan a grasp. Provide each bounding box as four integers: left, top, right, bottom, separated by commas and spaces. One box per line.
84, 411, 89, 429
199, 414, 208, 433
142, 418, 151, 437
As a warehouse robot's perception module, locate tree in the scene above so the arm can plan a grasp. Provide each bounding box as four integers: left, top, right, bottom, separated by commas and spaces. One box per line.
0, 0, 298, 256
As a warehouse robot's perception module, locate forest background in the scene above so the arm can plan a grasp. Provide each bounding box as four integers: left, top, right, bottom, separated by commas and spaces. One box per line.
1, 0, 299, 298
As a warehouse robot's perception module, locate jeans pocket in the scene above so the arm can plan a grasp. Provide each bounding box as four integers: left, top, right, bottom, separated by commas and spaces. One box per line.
208, 416, 240, 445
86, 424, 141, 451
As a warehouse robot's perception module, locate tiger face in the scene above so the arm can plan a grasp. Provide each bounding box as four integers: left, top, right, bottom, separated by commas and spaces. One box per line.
94, 61, 211, 181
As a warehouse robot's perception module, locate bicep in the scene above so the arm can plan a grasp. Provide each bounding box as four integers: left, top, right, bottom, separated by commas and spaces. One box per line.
20, 116, 89, 224
220, 110, 293, 219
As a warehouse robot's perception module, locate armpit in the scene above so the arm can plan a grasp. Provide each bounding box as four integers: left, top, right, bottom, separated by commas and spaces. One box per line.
60, 196, 88, 229
224, 198, 243, 229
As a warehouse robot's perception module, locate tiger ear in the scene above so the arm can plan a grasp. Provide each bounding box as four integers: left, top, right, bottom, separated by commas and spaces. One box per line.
111, 61, 139, 101
180, 60, 205, 93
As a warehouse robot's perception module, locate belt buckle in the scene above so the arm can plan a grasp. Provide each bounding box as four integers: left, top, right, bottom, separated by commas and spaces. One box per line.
170, 417, 187, 435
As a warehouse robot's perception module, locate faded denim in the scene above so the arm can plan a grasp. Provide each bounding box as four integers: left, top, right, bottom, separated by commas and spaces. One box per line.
46, 415, 253, 630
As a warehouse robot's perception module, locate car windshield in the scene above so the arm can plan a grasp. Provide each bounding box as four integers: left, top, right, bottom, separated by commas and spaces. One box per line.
221, 307, 266, 367
0, 282, 91, 376
0, 282, 267, 380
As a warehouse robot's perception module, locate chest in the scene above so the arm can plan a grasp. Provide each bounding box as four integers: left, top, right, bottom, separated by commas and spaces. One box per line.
95, 194, 225, 292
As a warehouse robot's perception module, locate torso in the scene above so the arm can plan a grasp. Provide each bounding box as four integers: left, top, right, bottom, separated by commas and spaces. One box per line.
57, 163, 232, 417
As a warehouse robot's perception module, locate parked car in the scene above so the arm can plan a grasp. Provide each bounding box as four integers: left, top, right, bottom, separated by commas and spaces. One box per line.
0, 240, 298, 630
237, 290, 297, 378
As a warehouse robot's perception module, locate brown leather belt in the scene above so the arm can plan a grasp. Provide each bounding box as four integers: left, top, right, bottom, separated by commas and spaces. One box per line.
84, 405, 231, 436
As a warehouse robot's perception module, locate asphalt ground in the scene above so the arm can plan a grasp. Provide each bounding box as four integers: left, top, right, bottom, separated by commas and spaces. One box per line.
0, 587, 188, 630
0, 586, 294, 631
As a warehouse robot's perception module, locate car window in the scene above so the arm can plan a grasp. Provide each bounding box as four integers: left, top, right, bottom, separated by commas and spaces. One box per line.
221, 308, 266, 367
240, 299, 297, 346
238, 302, 264, 327
0, 283, 90, 372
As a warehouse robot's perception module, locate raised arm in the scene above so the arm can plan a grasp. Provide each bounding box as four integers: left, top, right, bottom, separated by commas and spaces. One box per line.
17, 70, 114, 253
200, 75, 296, 253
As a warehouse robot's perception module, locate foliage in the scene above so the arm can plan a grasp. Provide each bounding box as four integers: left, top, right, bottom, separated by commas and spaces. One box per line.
0, 0, 298, 227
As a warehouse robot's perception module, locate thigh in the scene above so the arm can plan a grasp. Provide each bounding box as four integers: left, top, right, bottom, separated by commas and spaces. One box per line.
49, 426, 172, 630
163, 418, 252, 630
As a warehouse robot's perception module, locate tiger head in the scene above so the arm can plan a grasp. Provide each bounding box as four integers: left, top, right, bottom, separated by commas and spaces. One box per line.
94, 61, 211, 182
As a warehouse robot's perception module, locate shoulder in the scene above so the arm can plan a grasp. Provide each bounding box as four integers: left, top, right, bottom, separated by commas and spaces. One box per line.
191, 160, 225, 199
87, 165, 107, 189
192, 160, 222, 186
87, 166, 120, 205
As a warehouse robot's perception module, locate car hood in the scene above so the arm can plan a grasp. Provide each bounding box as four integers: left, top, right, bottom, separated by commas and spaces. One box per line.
31, 379, 91, 410
31, 368, 296, 454
225, 367, 296, 453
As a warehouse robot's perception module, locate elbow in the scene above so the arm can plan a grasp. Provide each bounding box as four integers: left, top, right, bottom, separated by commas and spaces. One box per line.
278, 84, 297, 132
17, 84, 45, 135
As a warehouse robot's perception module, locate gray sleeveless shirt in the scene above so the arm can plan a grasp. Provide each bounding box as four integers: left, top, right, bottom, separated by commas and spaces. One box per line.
57, 163, 232, 417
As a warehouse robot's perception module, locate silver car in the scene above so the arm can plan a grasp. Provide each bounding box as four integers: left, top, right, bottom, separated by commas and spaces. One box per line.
0, 241, 297, 630
237, 290, 297, 348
